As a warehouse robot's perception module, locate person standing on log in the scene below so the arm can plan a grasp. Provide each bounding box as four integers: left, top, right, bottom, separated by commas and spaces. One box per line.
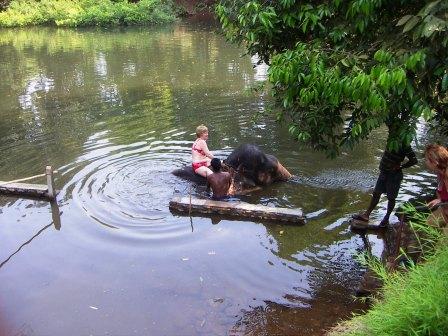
352, 142, 418, 227
207, 158, 231, 200
192, 125, 214, 178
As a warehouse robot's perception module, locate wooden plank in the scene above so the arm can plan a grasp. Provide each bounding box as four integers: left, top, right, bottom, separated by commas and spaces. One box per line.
169, 196, 305, 224
0, 181, 49, 198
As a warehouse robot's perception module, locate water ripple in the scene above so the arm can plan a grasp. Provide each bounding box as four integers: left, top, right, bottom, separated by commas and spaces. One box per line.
60, 134, 195, 241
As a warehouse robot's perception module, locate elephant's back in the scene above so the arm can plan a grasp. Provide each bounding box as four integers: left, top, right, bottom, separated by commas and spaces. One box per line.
172, 166, 206, 184
224, 144, 266, 169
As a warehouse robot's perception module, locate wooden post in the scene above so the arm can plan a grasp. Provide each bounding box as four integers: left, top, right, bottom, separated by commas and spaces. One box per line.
46, 166, 55, 200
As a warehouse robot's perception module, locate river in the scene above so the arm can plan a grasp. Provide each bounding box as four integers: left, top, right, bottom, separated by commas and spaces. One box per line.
0, 20, 436, 335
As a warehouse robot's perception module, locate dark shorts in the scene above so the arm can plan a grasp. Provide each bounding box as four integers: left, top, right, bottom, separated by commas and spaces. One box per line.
373, 170, 403, 199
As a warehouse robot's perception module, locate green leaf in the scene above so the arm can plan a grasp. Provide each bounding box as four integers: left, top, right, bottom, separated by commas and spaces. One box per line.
421, 16, 446, 38
289, 125, 297, 134
420, 0, 441, 16
397, 15, 412, 26
406, 81, 415, 98
402, 16, 420, 33
442, 74, 448, 92
434, 67, 445, 76
423, 107, 433, 120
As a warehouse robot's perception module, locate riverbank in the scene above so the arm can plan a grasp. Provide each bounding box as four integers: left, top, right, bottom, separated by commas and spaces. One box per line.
330, 211, 448, 335
0, 0, 177, 27
175, 0, 215, 15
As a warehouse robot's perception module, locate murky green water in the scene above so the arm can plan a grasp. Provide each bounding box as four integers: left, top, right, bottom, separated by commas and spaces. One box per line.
0, 21, 435, 335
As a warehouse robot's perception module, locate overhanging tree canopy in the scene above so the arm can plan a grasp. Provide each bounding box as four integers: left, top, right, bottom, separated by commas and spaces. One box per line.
216, 0, 448, 156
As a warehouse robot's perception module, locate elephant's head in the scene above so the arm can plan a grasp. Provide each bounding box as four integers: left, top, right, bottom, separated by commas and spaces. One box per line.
225, 144, 292, 186
256, 154, 292, 185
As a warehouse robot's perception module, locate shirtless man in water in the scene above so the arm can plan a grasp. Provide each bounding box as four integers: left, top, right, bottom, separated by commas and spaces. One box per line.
207, 158, 231, 200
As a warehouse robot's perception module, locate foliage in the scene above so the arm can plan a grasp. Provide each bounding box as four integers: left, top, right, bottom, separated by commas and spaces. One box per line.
342, 244, 448, 335
334, 245, 448, 335
216, 0, 448, 156
0, 0, 176, 27
332, 205, 448, 335
401, 202, 445, 258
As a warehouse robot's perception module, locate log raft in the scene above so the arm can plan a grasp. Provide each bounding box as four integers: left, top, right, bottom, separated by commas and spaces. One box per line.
0, 166, 57, 200
169, 196, 305, 224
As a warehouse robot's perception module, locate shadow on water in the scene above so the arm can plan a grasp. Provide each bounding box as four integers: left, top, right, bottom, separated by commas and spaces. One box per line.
231, 287, 367, 336
0, 200, 61, 269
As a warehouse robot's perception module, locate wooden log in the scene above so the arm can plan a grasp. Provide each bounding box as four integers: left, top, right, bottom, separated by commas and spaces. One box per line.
169, 196, 305, 224
0, 181, 49, 198
349, 219, 384, 231
0, 166, 57, 200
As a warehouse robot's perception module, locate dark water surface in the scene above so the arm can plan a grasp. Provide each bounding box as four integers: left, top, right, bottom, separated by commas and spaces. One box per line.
0, 21, 435, 335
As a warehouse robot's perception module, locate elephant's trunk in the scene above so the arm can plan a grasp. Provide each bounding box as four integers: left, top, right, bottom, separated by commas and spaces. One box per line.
276, 162, 292, 181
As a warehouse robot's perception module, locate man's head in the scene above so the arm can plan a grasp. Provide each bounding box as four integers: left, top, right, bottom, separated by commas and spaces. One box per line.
211, 158, 221, 173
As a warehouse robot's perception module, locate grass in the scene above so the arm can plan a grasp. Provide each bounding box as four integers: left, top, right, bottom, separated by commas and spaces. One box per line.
330, 204, 448, 336
0, 0, 177, 27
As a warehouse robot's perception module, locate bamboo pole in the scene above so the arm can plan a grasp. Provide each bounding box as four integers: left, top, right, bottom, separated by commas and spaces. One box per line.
46, 166, 56, 200
0, 169, 58, 186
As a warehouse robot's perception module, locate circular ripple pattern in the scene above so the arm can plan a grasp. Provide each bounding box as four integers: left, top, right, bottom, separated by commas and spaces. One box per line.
60, 136, 194, 239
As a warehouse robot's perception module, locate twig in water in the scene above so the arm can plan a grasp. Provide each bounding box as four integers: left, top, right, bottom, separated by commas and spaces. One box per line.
189, 185, 193, 232
390, 213, 405, 271
189, 185, 192, 217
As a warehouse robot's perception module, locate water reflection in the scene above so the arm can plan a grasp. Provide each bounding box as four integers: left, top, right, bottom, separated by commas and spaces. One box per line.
19, 74, 54, 111
231, 282, 367, 336
0, 25, 260, 180
0, 200, 61, 269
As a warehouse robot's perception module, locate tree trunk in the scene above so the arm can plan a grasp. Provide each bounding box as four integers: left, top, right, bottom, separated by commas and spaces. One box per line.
0, 0, 10, 11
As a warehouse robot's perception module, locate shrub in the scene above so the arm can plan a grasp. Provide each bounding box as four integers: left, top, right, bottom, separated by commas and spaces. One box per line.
0, 0, 176, 27
343, 245, 448, 335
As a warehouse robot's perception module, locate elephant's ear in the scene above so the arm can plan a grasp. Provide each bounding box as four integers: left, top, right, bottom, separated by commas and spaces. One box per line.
264, 155, 278, 170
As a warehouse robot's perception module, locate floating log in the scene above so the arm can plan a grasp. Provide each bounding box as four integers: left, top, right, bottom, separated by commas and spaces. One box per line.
0, 181, 48, 197
349, 219, 384, 231
0, 166, 57, 200
169, 196, 305, 224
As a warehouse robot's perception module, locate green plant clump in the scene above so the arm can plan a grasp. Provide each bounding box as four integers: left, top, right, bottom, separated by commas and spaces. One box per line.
338, 244, 448, 335
0, 0, 176, 27
332, 205, 448, 336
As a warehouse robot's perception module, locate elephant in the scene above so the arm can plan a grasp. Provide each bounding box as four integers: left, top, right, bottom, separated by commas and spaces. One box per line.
172, 165, 207, 184
172, 144, 292, 189
223, 144, 292, 186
